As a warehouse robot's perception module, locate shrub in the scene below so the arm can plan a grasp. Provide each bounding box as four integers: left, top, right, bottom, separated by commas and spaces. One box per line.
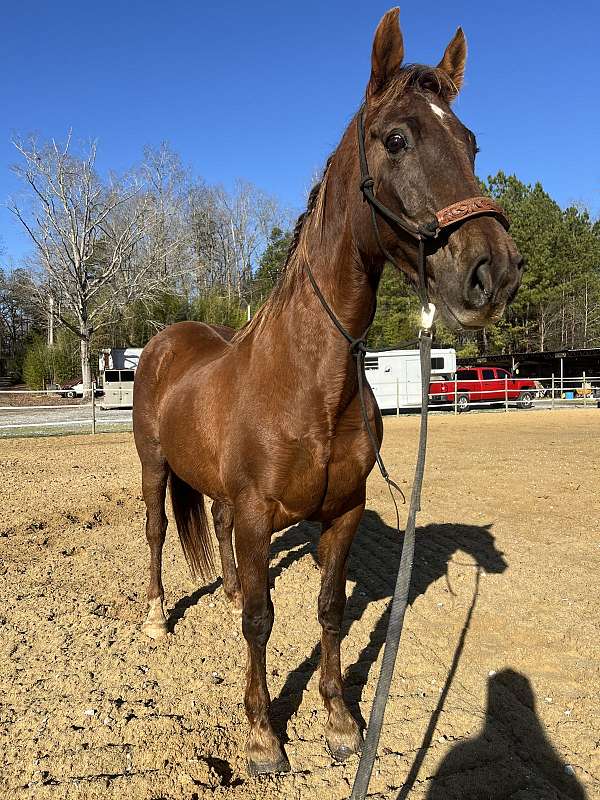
22, 337, 52, 389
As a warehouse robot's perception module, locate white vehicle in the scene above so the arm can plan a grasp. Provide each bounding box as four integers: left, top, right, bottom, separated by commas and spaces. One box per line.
98, 348, 143, 409
365, 347, 456, 411
98, 347, 143, 374
100, 368, 135, 409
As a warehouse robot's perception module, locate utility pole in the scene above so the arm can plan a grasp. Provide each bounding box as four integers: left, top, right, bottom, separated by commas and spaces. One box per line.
48, 295, 54, 346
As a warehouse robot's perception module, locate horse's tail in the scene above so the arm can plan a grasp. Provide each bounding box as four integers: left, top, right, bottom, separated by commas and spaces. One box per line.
169, 471, 215, 582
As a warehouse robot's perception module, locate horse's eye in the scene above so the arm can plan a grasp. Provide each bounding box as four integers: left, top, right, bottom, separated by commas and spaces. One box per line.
385, 133, 408, 154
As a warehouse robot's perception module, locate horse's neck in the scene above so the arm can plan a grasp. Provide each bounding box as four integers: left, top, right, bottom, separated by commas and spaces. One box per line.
250, 172, 382, 408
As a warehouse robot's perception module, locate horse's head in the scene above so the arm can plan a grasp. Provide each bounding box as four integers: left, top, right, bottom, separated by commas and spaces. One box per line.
352, 8, 523, 329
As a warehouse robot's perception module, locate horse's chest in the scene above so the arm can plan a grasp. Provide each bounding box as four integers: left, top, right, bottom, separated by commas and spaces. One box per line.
268, 437, 331, 529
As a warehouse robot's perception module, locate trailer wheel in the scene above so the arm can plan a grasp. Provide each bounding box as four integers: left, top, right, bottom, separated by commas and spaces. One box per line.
518, 391, 533, 409
457, 394, 470, 412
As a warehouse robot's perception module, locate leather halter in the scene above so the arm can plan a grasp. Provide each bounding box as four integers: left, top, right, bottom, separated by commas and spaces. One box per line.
356, 104, 510, 309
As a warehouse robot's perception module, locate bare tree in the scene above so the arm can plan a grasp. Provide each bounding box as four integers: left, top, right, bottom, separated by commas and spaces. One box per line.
0, 267, 38, 373
190, 180, 286, 300
9, 133, 162, 393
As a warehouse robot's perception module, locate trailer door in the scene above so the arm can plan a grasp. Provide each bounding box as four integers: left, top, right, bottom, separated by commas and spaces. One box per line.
120, 370, 135, 408
103, 370, 120, 408
374, 355, 400, 410
405, 357, 422, 406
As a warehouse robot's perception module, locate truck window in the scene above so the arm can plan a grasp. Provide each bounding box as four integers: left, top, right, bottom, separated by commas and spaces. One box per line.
497, 369, 510, 378
120, 370, 135, 382
105, 370, 119, 383
431, 357, 444, 370
364, 357, 379, 370
482, 369, 495, 380
459, 370, 478, 381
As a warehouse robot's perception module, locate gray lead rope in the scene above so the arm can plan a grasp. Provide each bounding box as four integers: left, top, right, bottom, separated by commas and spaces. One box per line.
305, 257, 434, 800
348, 103, 436, 800
305, 102, 438, 800
349, 327, 432, 800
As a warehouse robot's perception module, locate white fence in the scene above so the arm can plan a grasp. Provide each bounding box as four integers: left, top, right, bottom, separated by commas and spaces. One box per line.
0, 374, 597, 437
371, 373, 600, 415
0, 384, 132, 436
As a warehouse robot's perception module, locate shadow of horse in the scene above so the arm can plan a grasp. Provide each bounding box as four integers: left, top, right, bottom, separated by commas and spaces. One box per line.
267, 511, 507, 738
422, 668, 588, 800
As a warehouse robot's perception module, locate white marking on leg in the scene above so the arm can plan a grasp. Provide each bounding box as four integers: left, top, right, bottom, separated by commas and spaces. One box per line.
142, 597, 168, 638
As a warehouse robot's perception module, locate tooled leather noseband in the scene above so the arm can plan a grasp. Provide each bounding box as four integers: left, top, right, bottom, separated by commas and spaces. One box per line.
357, 104, 509, 309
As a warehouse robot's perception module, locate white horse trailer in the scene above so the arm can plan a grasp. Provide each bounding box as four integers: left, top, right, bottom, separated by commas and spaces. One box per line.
100, 368, 135, 409
98, 348, 143, 409
365, 347, 456, 411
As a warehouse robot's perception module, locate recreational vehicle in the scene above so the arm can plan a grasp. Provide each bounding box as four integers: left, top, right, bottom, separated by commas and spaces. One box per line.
365, 347, 456, 411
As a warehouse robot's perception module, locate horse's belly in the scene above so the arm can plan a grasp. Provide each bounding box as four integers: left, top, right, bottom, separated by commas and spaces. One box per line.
159, 389, 227, 500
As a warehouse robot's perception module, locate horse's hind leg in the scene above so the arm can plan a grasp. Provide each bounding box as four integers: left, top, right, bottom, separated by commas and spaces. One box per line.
141, 458, 169, 639
318, 499, 365, 760
211, 501, 242, 610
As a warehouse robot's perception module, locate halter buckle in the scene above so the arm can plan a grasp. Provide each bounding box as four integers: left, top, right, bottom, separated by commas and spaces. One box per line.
420, 303, 436, 333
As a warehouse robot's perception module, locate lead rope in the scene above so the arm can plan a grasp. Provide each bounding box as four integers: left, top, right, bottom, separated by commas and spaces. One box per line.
344, 102, 507, 799
305, 258, 434, 800
349, 314, 432, 800
305, 103, 438, 800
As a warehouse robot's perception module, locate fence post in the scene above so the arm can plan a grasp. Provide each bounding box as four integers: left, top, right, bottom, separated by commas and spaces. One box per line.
560, 358, 564, 398
504, 375, 509, 412
91, 381, 97, 435
454, 375, 458, 415
551, 373, 555, 410
583, 371, 587, 408
396, 377, 399, 417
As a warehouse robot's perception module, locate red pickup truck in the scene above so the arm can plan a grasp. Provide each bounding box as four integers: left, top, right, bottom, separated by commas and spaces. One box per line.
430, 366, 537, 412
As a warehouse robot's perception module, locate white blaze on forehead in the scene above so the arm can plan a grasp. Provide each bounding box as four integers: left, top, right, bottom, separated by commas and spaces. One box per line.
429, 102, 446, 120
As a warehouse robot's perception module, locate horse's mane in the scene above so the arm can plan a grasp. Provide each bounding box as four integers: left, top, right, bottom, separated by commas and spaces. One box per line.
233, 64, 453, 342
233, 154, 334, 341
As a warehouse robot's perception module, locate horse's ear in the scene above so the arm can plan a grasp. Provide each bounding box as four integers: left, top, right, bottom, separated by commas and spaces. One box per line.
367, 8, 404, 100
437, 27, 467, 98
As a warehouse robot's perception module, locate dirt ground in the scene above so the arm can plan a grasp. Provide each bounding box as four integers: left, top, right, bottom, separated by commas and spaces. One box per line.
1, 410, 598, 800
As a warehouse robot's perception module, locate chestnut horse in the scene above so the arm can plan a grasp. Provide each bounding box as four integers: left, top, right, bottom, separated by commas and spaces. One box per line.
133, 8, 522, 775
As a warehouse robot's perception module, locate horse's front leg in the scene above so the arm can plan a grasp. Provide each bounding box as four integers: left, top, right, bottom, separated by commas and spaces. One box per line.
318, 498, 365, 760
234, 501, 289, 775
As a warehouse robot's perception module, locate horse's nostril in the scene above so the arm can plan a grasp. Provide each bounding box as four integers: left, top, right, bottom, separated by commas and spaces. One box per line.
467, 259, 494, 307
516, 257, 526, 272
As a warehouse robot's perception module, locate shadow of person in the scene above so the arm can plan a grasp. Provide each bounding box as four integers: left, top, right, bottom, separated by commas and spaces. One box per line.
423, 669, 588, 800
268, 511, 507, 739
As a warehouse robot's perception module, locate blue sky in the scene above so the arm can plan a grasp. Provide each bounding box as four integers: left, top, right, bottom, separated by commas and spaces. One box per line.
2, 0, 599, 259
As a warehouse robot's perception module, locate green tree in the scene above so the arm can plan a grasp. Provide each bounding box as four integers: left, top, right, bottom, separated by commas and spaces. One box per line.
23, 336, 53, 389
251, 227, 293, 306
483, 172, 600, 353
368, 266, 421, 348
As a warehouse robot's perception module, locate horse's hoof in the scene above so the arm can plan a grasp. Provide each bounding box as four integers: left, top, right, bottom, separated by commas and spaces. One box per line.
247, 755, 291, 776
326, 731, 363, 762
142, 621, 168, 639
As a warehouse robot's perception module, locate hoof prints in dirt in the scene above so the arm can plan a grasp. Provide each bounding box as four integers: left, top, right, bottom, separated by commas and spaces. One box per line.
1, 423, 598, 799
